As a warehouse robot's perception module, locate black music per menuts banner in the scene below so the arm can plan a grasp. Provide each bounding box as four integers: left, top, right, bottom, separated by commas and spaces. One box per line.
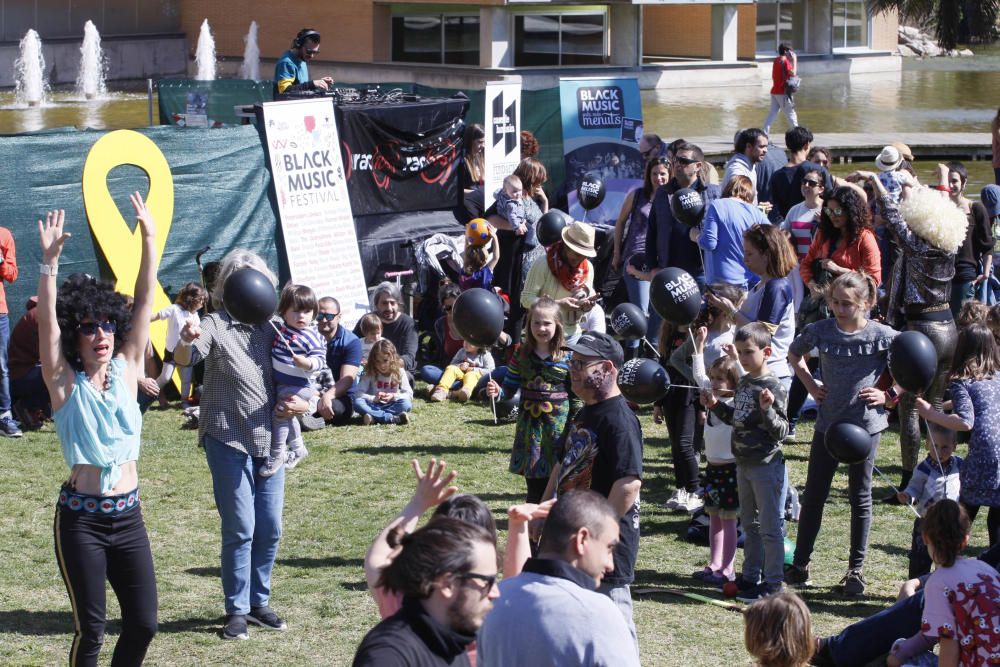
336, 96, 469, 216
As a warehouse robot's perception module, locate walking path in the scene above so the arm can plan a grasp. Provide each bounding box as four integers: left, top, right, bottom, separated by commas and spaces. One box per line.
692, 132, 991, 162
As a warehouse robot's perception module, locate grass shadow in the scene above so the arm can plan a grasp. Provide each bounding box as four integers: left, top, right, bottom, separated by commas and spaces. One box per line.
344, 445, 495, 456
277, 556, 364, 569
870, 542, 910, 558
0, 610, 73, 635
340, 581, 369, 592
184, 566, 220, 578
157, 616, 224, 634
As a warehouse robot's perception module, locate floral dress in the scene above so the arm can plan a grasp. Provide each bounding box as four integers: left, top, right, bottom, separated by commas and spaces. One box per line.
503, 351, 581, 480
950, 377, 1000, 507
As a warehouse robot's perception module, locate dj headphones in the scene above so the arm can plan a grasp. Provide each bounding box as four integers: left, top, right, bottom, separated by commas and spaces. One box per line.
294, 29, 321, 48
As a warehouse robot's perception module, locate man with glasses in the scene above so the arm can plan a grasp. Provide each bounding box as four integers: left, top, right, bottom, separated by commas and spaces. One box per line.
302, 296, 360, 430
353, 518, 498, 667
638, 133, 664, 164
478, 490, 640, 667
273, 28, 334, 98
539, 332, 643, 650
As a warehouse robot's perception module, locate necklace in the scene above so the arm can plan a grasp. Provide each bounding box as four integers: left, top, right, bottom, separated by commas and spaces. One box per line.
87, 368, 111, 395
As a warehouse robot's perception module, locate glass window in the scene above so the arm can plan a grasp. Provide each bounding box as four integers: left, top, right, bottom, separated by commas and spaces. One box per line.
833, 0, 869, 48
756, 3, 778, 55
392, 14, 480, 64
755, 0, 805, 55
514, 12, 606, 66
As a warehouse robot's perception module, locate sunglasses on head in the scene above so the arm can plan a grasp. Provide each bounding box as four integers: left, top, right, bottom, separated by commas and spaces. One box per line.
77, 320, 116, 336
316, 312, 339, 322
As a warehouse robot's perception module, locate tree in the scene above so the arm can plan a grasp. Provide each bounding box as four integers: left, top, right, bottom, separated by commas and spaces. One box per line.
866, 0, 998, 49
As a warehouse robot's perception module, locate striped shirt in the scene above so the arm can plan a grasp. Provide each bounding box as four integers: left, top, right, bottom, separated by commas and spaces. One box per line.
185, 311, 275, 457
782, 201, 819, 261
271, 322, 325, 388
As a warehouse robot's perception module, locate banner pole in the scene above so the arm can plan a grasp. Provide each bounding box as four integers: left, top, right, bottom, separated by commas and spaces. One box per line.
147, 79, 154, 127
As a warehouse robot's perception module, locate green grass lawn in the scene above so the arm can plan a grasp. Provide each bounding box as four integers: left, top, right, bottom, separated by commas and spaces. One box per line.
0, 395, 965, 666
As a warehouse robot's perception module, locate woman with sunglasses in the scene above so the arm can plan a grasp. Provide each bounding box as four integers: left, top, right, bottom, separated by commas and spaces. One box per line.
782, 169, 825, 308
40, 193, 160, 666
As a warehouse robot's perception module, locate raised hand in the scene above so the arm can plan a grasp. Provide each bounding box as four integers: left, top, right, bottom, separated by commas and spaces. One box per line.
179, 320, 201, 344
409, 458, 459, 513
38, 209, 70, 265
759, 388, 774, 411
130, 191, 157, 239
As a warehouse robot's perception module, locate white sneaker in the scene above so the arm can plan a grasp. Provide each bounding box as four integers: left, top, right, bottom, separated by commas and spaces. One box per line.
664, 489, 687, 510
259, 450, 285, 477
285, 444, 309, 471
681, 492, 705, 513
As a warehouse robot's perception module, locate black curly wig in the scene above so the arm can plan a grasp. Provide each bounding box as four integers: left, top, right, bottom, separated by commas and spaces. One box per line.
817, 186, 872, 248
55, 275, 133, 372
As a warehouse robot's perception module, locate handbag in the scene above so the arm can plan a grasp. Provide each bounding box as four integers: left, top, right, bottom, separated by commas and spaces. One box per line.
785, 75, 801, 95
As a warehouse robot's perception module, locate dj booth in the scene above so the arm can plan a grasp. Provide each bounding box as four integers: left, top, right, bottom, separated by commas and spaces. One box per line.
252, 90, 470, 286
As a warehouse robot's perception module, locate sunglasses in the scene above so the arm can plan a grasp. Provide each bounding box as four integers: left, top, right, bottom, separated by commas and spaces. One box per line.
823, 206, 844, 217
77, 320, 116, 336
316, 312, 339, 322
456, 572, 498, 591
675, 155, 699, 165
802, 179, 822, 188
305, 48, 320, 55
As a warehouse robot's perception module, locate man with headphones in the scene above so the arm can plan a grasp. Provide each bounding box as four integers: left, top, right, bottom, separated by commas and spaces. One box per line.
273, 28, 334, 98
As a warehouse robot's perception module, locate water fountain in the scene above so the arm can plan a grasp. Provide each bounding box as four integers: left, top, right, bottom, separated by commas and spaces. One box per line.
14, 29, 48, 107
239, 21, 260, 80
194, 19, 217, 81
76, 20, 107, 100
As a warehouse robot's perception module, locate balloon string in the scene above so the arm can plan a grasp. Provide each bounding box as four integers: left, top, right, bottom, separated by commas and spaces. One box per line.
872, 464, 921, 518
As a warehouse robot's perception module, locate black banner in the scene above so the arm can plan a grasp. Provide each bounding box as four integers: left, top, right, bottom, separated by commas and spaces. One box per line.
337, 98, 467, 216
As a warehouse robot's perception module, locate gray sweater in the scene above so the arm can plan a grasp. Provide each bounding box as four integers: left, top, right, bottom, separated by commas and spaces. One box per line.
788, 318, 898, 435
711, 373, 789, 464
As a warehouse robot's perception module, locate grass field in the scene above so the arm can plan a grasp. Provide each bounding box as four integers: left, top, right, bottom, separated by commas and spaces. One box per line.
0, 393, 970, 666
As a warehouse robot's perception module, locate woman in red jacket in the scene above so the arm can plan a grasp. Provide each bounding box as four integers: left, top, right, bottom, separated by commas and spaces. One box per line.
801, 186, 882, 294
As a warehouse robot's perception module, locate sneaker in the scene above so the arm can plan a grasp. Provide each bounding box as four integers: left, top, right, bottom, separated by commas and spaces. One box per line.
393, 412, 411, 425
702, 572, 731, 586
784, 563, 812, 587
680, 491, 704, 513
783, 428, 797, 443
838, 569, 867, 596
664, 489, 686, 510
737, 582, 784, 603
729, 574, 760, 594
428, 386, 448, 402
0, 415, 22, 438
299, 413, 326, 432
258, 452, 285, 478
449, 387, 471, 402
692, 567, 712, 581
246, 606, 287, 632
222, 614, 249, 640
362, 413, 374, 426
285, 444, 309, 471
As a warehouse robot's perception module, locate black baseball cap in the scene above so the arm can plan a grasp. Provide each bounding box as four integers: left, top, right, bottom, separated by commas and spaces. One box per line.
563, 332, 625, 370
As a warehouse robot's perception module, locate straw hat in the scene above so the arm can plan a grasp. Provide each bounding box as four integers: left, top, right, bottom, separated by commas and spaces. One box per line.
875, 146, 903, 172
561, 222, 597, 258
891, 142, 914, 162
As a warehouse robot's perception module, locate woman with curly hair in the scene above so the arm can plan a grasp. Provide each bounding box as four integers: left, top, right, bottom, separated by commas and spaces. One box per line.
799, 185, 881, 297
41, 193, 160, 666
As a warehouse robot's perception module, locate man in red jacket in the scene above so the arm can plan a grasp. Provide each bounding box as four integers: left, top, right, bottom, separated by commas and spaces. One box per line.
763, 43, 799, 135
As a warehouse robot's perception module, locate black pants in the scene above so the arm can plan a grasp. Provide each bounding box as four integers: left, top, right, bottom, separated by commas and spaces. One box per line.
787, 358, 819, 428
329, 396, 355, 424
54, 503, 158, 667
664, 387, 700, 493
964, 502, 1000, 548
525, 477, 550, 505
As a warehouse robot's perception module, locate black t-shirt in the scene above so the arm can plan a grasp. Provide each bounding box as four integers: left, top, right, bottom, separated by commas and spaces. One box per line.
556, 394, 643, 586
769, 162, 833, 219
353, 597, 473, 667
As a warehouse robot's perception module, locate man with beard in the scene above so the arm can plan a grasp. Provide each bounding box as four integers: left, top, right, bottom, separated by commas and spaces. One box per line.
353, 517, 499, 667
539, 332, 643, 650
354, 282, 419, 374
301, 296, 361, 430
477, 490, 639, 667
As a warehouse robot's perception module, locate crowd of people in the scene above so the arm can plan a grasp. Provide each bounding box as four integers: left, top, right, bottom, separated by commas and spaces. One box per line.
20, 53, 1000, 663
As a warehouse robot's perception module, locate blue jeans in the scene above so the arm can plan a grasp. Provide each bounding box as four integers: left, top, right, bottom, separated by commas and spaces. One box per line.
0, 314, 11, 413
826, 590, 924, 666
738, 456, 786, 586
622, 272, 660, 348
353, 397, 412, 423
204, 434, 285, 616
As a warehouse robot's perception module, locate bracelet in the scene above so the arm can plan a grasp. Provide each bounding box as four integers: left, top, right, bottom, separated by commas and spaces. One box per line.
39, 263, 58, 276
934, 185, 949, 192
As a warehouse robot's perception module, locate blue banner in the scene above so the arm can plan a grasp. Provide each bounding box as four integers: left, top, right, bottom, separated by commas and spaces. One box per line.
559, 77, 644, 225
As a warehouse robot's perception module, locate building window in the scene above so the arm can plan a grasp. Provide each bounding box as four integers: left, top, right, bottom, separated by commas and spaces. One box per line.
755, 0, 806, 55
514, 12, 607, 67
832, 0, 869, 49
391, 14, 479, 64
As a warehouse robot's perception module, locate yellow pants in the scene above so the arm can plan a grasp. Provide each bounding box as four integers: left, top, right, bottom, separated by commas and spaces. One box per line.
437, 365, 483, 395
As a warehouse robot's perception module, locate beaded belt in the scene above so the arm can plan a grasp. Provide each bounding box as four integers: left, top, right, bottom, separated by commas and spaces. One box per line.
58, 485, 140, 515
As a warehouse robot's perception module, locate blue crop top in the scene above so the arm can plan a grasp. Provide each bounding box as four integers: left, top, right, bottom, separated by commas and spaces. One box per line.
53, 357, 142, 495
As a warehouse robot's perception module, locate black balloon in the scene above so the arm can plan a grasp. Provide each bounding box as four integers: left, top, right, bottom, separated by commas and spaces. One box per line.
536, 209, 569, 247
451, 288, 505, 347
889, 330, 938, 394
610, 303, 648, 341
577, 174, 606, 211
670, 187, 706, 226
618, 358, 671, 404
824, 421, 874, 465
223, 268, 277, 325
650, 267, 702, 326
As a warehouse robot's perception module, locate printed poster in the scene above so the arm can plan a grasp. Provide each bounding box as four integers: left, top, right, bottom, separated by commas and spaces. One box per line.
484, 81, 522, 211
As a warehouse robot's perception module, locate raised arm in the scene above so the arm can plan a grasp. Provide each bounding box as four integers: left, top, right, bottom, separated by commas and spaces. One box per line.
37, 210, 75, 410
120, 192, 159, 370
